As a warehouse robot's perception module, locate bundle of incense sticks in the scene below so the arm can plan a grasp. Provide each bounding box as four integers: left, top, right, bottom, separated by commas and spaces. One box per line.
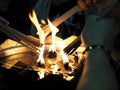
0, 5, 81, 54
0, 22, 39, 54
42, 5, 81, 35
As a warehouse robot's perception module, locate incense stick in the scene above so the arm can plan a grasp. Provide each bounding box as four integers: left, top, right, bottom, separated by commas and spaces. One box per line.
64, 37, 81, 55
0, 5, 82, 54
0, 22, 39, 53
64, 1, 120, 55
42, 5, 82, 35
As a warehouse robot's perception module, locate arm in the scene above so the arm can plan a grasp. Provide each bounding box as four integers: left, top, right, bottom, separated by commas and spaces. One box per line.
76, 47, 119, 90
76, 15, 119, 90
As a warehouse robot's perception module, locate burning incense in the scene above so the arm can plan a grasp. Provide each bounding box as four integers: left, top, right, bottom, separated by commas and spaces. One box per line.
42, 5, 82, 35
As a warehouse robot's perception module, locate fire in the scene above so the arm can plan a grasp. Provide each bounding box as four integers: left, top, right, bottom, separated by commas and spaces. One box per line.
57, 41, 69, 65
29, 10, 46, 65
29, 10, 46, 44
37, 69, 46, 79
47, 19, 59, 52
29, 10, 85, 81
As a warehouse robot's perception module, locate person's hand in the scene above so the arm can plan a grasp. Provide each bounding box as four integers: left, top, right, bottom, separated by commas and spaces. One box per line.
77, 0, 98, 10
0, 16, 9, 25
81, 15, 118, 50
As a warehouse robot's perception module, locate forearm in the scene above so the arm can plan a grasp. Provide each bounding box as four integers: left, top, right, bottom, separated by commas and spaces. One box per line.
76, 48, 119, 90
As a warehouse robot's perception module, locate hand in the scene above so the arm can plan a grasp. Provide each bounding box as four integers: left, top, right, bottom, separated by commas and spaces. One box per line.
81, 15, 118, 50
0, 16, 9, 25
77, 0, 98, 10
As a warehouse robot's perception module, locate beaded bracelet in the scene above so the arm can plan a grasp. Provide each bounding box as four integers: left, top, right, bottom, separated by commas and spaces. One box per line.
82, 45, 110, 55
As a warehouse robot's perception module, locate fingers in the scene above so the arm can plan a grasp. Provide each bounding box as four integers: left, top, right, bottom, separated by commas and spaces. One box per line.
77, 0, 98, 10
77, 0, 88, 10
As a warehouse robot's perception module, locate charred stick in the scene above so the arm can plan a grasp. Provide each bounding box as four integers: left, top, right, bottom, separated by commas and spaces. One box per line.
64, 37, 81, 55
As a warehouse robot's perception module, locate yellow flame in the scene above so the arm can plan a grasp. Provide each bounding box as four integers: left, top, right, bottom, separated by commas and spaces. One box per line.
28, 9, 83, 81
51, 64, 59, 74
29, 10, 46, 44
37, 70, 46, 79
63, 74, 74, 81
36, 45, 45, 64
57, 41, 69, 63
47, 19, 59, 52
29, 10, 46, 64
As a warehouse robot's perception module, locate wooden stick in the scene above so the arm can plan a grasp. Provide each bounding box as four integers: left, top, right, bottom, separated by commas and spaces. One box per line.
64, 37, 81, 55
0, 5, 82, 54
0, 23, 39, 53
64, 1, 120, 55
42, 5, 82, 35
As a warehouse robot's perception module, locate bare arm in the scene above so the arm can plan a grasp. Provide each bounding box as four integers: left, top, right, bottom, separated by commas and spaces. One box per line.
76, 15, 119, 90
76, 48, 119, 90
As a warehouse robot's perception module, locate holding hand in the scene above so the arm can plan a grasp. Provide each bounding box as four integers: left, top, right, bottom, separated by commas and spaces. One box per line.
81, 15, 118, 50
77, 0, 98, 10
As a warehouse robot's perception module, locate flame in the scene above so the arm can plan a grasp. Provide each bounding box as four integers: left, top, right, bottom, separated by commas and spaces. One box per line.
29, 10, 46, 65
29, 9, 84, 81
57, 41, 69, 63
29, 10, 46, 44
36, 45, 45, 64
37, 69, 46, 79
47, 19, 59, 52
51, 64, 59, 74
63, 74, 74, 81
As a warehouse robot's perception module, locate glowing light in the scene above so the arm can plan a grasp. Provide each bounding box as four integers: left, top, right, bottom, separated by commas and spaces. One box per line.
47, 19, 59, 52
28, 9, 84, 81
57, 41, 69, 63
29, 10, 46, 65
29, 10, 46, 44
37, 69, 46, 79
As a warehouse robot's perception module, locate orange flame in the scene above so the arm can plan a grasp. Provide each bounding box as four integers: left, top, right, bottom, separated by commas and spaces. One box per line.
29, 9, 84, 81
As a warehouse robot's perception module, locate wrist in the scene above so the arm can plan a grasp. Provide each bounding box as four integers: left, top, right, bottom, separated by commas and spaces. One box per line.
83, 40, 112, 51
83, 45, 110, 55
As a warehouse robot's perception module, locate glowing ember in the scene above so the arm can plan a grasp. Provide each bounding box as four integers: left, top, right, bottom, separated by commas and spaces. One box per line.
29, 10, 85, 81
